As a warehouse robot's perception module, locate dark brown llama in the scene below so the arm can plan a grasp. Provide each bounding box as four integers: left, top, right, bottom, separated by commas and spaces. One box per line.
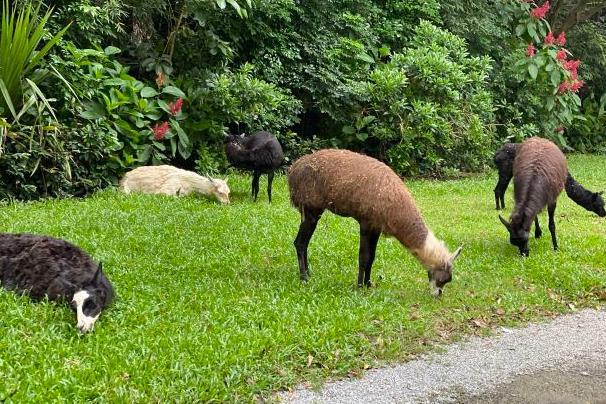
499, 137, 568, 256
493, 142, 605, 216
288, 149, 462, 297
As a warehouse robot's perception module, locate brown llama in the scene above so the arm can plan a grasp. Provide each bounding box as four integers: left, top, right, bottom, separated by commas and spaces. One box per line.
288, 149, 462, 297
499, 137, 568, 256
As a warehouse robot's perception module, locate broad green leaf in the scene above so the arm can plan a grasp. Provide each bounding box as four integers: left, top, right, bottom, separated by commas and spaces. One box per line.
356, 132, 368, 141
515, 24, 525, 37
550, 69, 561, 87
528, 64, 538, 79
161, 86, 186, 98
104, 46, 121, 56
141, 87, 159, 98
342, 125, 355, 135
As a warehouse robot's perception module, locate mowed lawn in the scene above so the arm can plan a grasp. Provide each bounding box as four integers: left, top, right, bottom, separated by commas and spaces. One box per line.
0, 155, 605, 402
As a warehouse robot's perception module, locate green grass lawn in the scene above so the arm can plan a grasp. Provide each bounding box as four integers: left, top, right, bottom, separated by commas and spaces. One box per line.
0, 155, 605, 402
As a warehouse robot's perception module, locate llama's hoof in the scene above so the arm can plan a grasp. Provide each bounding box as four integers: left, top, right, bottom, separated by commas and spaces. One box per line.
300, 274, 309, 282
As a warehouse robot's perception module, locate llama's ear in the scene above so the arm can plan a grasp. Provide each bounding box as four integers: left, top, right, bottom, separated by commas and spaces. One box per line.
598, 191, 604, 196
224, 177, 228, 184
449, 246, 463, 265
499, 215, 512, 232
93, 263, 103, 282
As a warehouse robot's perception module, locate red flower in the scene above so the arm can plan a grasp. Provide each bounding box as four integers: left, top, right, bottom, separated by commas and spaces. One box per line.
531, 1, 550, 19
544, 31, 555, 45
152, 121, 170, 140
168, 98, 184, 116
556, 50, 567, 61
563, 59, 580, 79
570, 79, 584, 92
557, 81, 570, 94
526, 43, 536, 57
556, 32, 566, 46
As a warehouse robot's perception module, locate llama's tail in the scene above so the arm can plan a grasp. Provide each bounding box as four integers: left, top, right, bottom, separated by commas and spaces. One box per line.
565, 172, 606, 217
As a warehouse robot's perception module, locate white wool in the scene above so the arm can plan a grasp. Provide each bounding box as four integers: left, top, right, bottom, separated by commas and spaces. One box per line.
411, 231, 451, 270
120, 165, 230, 204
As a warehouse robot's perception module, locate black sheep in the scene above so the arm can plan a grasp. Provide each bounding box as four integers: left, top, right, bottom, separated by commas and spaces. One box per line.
493, 142, 605, 216
0, 233, 114, 333
225, 131, 284, 203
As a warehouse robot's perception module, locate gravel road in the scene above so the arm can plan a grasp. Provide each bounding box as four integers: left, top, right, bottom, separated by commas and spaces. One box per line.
281, 309, 606, 403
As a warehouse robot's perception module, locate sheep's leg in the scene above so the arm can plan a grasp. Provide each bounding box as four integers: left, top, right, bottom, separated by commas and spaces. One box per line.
494, 173, 512, 210
358, 225, 381, 287
252, 170, 261, 201
267, 171, 275, 203
294, 208, 322, 281
534, 216, 542, 238
548, 203, 558, 250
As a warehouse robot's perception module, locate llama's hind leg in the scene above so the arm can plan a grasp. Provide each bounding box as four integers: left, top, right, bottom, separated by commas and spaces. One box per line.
358, 224, 380, 287
267, 171, 275, 203
548, 203, 558, 250
252, 170, 261, 201
534, 216, 542, 238
294, 208, 323, 281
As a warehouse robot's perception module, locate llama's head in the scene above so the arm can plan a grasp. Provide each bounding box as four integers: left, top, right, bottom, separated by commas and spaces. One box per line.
414, 232, 462, 297
591, 191, 606, 217
209, 178, 230, 204
70, 263, 113, 333
499, 214, 529, 256
426, 246, 463, 297
224, 133, 245, 145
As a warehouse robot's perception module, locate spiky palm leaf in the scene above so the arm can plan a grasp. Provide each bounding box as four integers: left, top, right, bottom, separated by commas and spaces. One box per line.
0, 0, 69, 119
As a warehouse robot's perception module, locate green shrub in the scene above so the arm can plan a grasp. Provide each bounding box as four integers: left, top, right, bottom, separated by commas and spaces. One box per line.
344, 21, 495, 176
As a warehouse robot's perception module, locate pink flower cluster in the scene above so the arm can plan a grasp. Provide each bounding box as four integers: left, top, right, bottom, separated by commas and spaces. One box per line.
531, 1, 550, 19
152, 121, 170, 140
168, 98, 184, 116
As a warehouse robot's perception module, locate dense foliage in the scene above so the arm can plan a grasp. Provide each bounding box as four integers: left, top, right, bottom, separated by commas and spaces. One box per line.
1, 0, 606, 199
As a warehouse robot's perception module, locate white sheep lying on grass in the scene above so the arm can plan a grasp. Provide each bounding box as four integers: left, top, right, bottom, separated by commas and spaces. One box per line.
120, 165, 230, 204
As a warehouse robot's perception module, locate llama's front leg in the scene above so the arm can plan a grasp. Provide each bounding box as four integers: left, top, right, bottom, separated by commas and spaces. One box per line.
548, 203, 558, 250
294, 208, 322, 281
534, 216, 542, 238
252, 170, 261, 201
358, 224, 381, 287
267, 171, 275, 203
494, 173, 512, 210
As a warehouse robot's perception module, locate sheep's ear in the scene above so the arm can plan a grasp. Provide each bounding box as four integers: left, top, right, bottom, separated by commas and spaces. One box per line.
449, 246, 463, 265
499, 215, 512, 233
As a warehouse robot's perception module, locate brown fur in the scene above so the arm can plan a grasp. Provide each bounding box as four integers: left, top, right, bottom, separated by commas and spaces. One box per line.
288, 149, 461, 294
512, 137, 567, 229
500, 137, 568, 255
289, 149, 428, 248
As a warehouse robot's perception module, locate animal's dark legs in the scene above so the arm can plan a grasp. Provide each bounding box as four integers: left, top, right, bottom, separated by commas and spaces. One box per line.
534, 216, 542, 238
294, 208, 322, 281
267, 171, 275, 203
494, 173, 512, 210
357, 224, 381, 287
252, 170, 261, 201
548, 203, 558, 250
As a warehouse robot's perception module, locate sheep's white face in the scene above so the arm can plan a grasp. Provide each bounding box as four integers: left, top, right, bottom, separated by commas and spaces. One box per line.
212, 179, 230, 204
71, 290, 101, 333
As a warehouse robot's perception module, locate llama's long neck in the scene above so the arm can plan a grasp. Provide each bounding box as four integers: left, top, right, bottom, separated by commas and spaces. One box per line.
408, 231, 451, 270
226, 143, 252, 164
389, 210, 450, 270
177, 171, 211, 194
565, 172, 598, 212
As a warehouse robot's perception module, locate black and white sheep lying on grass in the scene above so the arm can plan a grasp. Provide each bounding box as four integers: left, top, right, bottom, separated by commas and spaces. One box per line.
0, 233, 114, 333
